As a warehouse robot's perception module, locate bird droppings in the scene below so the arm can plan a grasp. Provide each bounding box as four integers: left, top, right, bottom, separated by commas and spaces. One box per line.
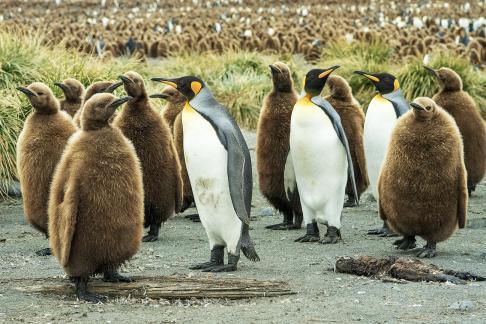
449, 300, 475, 311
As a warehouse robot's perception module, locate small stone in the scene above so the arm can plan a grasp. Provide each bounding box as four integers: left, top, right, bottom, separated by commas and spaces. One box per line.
480, 252, 486, 260
449, 300, 475, 311
256, 207, 275, 217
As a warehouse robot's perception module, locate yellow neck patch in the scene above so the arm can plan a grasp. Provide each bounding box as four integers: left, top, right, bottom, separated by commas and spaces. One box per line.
183, 102, 196, 113
393, 79, 400, 91
191, 81, 202, 96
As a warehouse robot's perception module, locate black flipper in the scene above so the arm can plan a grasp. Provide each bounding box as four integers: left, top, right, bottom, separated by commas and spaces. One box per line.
310, 96, 359, 206
382, 89, 409, 118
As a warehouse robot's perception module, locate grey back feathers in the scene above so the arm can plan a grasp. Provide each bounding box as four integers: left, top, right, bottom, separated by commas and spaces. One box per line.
382, 89, 409, 118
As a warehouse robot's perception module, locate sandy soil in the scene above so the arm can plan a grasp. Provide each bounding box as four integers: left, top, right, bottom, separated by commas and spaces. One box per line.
1, 131, 485, 323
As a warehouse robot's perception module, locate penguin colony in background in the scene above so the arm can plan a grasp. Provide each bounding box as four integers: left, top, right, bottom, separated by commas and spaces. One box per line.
15, 62, 483, 302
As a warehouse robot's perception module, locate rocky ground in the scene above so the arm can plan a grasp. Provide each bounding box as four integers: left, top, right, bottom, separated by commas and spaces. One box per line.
0, 131, 485, 323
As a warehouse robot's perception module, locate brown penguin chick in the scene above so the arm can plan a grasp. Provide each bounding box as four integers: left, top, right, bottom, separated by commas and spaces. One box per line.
54, 78, 85, 117
426, 67, 486, 195
150, 88, 196, 218
256, 62, 303, 230
378, 97, 467, 258
324, 75, 369, 207
48, 93, 143, 302
114, 71, 183, 242
72, 81, 123, 127
155, 85, 186, 132
16, 82, 77, 256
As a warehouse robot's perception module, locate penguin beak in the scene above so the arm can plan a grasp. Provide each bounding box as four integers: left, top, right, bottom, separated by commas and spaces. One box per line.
151, 77, 178, 89
424, 66, 438, 77
410, 102, 425, 111
108, 96, 133, 109
269, 64, 281, 75
149, 93, 170, 99
105, 81, 123, 93
16, 86, 37, 97
119, 75, 133, 84
353, 71, 380, 82
54, 82, 69, 92
318, 65, 340, 79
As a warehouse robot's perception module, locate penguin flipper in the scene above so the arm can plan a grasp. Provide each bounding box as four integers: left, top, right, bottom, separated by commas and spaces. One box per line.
382, 89, 409, 118
311, 97, 359, 205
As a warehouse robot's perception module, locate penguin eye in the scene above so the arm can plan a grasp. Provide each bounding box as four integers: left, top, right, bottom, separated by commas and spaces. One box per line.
37, 92, 44, 96
425, 106, 431, 111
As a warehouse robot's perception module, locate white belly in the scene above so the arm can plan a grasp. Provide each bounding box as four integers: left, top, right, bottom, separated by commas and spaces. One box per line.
363, 95, 398, 200
182, 106, 242, 252
290, 98, 347, 227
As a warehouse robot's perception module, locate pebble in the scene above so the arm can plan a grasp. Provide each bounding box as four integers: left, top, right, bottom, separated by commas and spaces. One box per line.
480, 252, 486, 260
255, 207, 274, 217
449, 300, 475, 311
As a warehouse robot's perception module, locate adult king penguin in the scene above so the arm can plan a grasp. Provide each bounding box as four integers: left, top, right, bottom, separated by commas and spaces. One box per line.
353, 70, 409, 237
152, 75, 260, 272
290, 66, 358, 244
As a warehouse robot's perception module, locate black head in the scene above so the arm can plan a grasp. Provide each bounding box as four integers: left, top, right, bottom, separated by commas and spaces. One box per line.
151, 76, 205, 101
353, 71, 400, 94
303, 66, 340, 96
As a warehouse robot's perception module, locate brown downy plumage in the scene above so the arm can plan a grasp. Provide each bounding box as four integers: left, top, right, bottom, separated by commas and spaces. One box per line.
48, 93, 143, 302
256, 62, 303, 230
55, 78, 85, 117
156, 86, 186, 131
428, 67, 486, 195
325, 75, 369, 206
73, 80, 123, 127
379, 97, 467, 258
16, 82, 76, 256
114, 71, 183, 241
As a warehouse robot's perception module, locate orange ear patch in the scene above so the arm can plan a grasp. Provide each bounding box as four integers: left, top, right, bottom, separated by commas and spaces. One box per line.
191, 81, 202, 95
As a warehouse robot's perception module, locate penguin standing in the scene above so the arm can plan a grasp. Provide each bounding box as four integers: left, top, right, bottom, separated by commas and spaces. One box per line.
379, 97, 467, 258
72, 80, 123, 128
353, 71, 409, 236
256, 62, 303, 230
16, 83, 77, 256
150, 87, 197, 218
325, 75, 369, 207
49, 93, 143, 302
54, 78, 85, 117
151, 75, 259, 271
114, 71, 182, 242
290, 66, 358, 244
425, 66, 486, 195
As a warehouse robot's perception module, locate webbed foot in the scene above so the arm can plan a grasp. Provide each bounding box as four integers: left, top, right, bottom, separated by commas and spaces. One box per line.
393, 236, 417, 250
319, 226, 341, 244
35, 248, 51, 256
295, 222, 320, 242
416, 242, 436, 258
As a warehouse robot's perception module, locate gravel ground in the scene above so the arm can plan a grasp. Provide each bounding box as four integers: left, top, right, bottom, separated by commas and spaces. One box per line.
1, 131, 485, 323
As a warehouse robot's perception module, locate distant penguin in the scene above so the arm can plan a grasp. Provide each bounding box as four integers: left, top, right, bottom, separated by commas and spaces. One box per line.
49, 93, 143, 302
72, 80, 123, 127
16, 83, 76, 256
114, 71, 182, 242
325, 75, 369, 207
54, 78, 85, 117
150, 87, 198, 220
425, 66, 486, 195
290, 66, 358, 244
353, 70, 409, 237
256, 62, 303, 230
379, 97, 467, 258
152, 75, 260, 271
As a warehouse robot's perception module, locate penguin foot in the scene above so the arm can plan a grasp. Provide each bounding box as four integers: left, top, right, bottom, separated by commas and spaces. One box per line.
179, 198, 193, 213
201, 264, 237, 272
343, 196, 358, 208
35, 247, 51, 256
142, 224, 160, 242
103, 271, 133, 283
393, 236, 416, 250
368, 222, 398, 237
416, 242, 436, 258
319, 226, 341, 244
295, 222, 319, 242
75, 277, 107, 303
467, 182, 476, 197
266, 222, 300, 230
189, 245, 224, 270
184, 213, 200, 222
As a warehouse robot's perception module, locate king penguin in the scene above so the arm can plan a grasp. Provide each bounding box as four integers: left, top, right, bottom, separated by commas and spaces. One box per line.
152, 75, 260, 272
290, 66, 358, 244
353, 71, 409, 237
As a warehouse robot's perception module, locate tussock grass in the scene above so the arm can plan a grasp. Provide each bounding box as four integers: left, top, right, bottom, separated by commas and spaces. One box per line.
0, 30, 485, 195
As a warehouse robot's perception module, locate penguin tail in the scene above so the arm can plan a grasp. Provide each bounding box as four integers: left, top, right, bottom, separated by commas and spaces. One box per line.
241, 225, 260, 262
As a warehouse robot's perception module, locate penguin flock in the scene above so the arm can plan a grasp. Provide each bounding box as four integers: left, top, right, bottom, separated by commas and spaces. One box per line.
15, 62, 485, 302
2, 0, 486, 67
